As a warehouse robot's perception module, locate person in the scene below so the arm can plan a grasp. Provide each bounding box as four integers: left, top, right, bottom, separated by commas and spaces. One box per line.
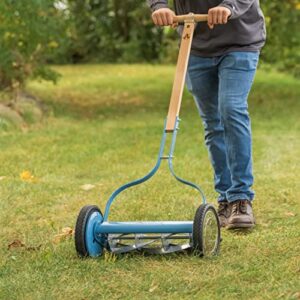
148, 0, 266, 229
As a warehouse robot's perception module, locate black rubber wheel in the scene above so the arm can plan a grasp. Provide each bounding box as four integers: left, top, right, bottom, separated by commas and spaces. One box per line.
192, 203, 221, 257
75, 205, 103, 257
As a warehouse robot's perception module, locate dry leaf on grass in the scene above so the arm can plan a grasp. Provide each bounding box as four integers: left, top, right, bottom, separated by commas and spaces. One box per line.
61, 227, 73, 234
149, 282, 159, 293
25, 245, 41, 251
53, 227, 74, 244
8, 239, 25, 250
20, 170, 38, 183
285, 212, 296, 217
80, 184, 95, 191
8, 239, 41, 251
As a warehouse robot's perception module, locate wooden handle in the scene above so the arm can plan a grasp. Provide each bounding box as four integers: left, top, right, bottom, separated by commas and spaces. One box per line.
173, 14, 208, 23
166, 21, 195, 132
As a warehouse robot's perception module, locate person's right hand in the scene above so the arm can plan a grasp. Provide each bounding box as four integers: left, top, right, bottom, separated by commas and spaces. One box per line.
151, 8, 175, 26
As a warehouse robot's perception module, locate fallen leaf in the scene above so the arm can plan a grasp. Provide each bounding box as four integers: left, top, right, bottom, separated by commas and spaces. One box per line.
61, 227, 73, 235
8, 239, 25, 250
80, 184, 95, 191
285, 212, 296, 217
20, 170, 33, 180
8, 239, 41, 251
20, 170, 38, 183
25, 245, 41, 251
0, 176, 6, 181
53, 227, 74, 244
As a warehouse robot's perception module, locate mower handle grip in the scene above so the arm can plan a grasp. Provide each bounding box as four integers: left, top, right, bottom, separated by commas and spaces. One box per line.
173, 14, 208, 23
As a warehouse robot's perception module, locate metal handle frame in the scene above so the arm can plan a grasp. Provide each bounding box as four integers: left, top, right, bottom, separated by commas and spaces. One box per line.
103, 117, 206, 221
102, 16, 207, 221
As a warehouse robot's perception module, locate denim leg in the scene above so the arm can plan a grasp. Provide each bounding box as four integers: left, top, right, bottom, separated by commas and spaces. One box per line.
218, 52, 259, 202
187, 55, 232, 202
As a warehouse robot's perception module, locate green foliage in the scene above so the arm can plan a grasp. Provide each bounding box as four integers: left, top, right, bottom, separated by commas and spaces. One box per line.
261, 0, 300, 76
1, 0, 299, 91
0, 0, 66, 91
64, 0, 300, 74
66, 0, 163, 63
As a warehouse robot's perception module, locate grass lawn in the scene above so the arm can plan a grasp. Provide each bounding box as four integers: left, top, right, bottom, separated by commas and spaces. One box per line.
0, 64, 299, 299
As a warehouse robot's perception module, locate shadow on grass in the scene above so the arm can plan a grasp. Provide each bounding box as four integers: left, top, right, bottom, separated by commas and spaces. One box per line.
30, 79, 300, 124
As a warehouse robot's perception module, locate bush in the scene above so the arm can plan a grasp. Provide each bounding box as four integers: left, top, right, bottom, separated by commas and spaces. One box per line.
0, 0, 67, 92
66, 0, 164, 63
260, 0, 300, 76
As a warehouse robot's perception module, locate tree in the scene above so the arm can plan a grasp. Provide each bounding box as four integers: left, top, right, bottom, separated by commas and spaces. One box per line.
261, 0, 300, 76
67, 0, 163, 63
0, 0, 67, 93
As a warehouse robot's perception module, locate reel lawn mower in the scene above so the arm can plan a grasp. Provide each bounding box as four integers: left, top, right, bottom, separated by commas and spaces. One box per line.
75, 13, 221, 258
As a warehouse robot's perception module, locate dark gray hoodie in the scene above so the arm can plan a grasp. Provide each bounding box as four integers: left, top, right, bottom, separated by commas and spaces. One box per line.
148, 0, 266, 57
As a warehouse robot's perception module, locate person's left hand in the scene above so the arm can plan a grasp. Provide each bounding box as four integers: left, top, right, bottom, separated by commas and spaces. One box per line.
207, 7, 231, 29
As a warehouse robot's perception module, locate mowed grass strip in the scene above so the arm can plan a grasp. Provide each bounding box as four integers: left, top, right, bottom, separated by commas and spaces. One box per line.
0, 64, 299, 299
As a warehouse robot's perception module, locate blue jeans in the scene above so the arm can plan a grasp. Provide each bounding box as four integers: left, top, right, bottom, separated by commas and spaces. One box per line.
186, 51, 259, 203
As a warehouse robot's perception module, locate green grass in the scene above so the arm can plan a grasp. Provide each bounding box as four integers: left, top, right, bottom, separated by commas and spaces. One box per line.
0, 64, 299, 299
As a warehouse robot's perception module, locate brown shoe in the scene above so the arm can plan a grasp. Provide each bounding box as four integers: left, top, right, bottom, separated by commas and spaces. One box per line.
217, 201, 232, 228
227, 200, 255, 229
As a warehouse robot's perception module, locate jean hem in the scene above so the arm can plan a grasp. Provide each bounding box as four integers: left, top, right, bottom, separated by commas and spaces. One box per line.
218, 196, 227, 202
227, 194, 254, 203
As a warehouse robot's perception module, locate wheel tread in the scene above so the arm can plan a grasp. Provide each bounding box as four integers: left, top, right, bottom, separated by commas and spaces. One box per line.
192, 203, 221, 256
75, 205, 102, 257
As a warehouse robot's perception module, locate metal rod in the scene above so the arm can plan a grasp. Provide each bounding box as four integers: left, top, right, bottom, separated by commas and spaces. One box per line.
168, 117, 207, 204
109, 235, 191, 240
96, 221, 193, 234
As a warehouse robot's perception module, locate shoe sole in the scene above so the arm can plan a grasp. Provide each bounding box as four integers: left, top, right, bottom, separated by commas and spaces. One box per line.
226, 223, 255, 230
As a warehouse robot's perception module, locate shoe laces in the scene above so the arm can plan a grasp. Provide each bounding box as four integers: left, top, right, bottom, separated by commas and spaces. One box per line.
232, 201, 247, 215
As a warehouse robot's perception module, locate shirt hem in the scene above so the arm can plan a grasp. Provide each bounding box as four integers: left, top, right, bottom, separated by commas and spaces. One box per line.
190, 47, 261, 58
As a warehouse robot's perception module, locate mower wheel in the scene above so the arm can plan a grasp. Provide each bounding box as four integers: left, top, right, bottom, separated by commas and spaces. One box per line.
192, 203, 221, 256
75, 205, 104, 257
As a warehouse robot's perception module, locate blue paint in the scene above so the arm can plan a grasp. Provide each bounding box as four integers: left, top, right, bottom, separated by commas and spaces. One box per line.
96, 221, 193, 234
85, 211, 103, 257
92, 117, 207, 246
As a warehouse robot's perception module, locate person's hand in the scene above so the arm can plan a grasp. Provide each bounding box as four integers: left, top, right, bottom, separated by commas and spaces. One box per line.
151, 8, 175, 26
207, 6, 231, 29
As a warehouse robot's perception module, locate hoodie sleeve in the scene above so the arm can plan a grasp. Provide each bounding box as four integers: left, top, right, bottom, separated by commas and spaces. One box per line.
219, 0, 256, 19
147, 0, 168, 12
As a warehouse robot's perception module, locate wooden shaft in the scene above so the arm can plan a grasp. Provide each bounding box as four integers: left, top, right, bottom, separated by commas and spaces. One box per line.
166, 21, 195, 132
173, 14, 208, 23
